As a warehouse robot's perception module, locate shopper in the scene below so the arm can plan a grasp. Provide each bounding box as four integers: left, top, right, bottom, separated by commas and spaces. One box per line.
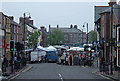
65, 55, 69, 65
70, 54, 72, 66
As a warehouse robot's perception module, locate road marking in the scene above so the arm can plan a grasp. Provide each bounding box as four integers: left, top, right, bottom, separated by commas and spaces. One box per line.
8, 65, 33, 81
59, 74, 63, 81
8, 74, 20, 81
22, 65, 32, 73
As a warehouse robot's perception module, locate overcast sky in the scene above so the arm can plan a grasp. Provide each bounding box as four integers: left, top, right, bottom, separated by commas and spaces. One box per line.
1, 0, 119, 32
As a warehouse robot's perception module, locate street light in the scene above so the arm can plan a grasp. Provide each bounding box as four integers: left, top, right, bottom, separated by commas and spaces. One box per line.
82, 29, 83, 45
83, 23, 88, 44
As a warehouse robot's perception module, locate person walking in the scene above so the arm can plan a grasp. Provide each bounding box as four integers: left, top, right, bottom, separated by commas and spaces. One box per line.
3, 55, 7, 72
69, 54, 72, 66
114, 56, 117, 71
60, 55, 64, 65
65, 55, 69, 65
14, 55, 17, 70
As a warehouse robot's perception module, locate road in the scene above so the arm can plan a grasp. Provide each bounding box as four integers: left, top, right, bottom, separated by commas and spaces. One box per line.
9, 63, 112, 81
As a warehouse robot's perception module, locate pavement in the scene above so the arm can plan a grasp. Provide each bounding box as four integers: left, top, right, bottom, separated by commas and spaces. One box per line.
96, 70, 119, 81
2, 64, 32, 80
5, 63, 117, 81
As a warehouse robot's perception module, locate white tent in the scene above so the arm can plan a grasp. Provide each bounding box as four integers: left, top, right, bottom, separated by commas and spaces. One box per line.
37, 46, 43, 49
37, 46, 46, 51
67, 47, 84, 51
46, 46, 57, 51
54, 45, 67, 50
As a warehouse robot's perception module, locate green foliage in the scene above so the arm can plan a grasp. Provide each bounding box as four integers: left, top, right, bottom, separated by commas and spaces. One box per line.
88, 30, 97, 44
47, 29, 65, 45
27, 30, 41, 48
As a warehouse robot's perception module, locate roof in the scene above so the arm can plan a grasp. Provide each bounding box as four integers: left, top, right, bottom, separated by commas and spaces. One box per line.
49, 27, 82, 33
10, 20, 20, 27
99, 4, 120, 23
26, 23, 38, 29
94, 6, 109, 22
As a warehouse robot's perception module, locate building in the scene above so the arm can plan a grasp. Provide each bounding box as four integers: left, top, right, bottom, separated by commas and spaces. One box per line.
94, 5, 109, 42
40, 26, 48, 47
49, 25, 87, 46
19, 16, 38, 49
94, 0, 120, 75
0, 12, 23, 62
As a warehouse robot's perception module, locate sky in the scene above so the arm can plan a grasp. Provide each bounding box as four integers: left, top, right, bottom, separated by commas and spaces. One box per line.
1, 0, 120, 32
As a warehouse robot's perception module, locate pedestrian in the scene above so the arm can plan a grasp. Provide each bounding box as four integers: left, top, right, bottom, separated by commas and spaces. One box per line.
114, 56, 117, 71
69, 54, 72, 66
83, 55, 86, 66
45, 54, 47, 63
14, 55, 17, 70
79, 54, 81, 66
60, 55, 64, 65
65, 55, 69, 65
3, 55, 7, 72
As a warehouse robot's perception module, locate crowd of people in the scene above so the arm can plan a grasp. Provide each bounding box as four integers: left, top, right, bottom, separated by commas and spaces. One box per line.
59, 51, 94, 66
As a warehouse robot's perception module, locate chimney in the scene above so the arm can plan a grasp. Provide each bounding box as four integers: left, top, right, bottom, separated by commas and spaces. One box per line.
9, 16, 14, 20
70, 24, 73, 28
74, 25, 77, 29
108, 0, 116, 6
57, 25, 59, 28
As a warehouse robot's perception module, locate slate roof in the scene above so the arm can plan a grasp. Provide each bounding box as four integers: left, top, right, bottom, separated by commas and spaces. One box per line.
26, 23, 38, 29
10, 20, 20, 27
49, 27, 82, 33
94, 6, 109, 22
99, 4, 120, 23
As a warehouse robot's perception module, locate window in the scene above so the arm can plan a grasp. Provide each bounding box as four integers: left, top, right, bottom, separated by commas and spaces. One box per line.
49, 52, 55, 57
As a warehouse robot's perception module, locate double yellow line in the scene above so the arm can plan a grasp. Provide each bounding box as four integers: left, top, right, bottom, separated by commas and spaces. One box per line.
22, 65, 32, 73
8, 65, 32, 81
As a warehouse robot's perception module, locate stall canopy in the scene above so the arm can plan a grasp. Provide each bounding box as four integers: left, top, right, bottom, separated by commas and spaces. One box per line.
45, 46, 57, 51
54, 45, 67, 50
37, 46, 46, 51
67, 47, 84, 51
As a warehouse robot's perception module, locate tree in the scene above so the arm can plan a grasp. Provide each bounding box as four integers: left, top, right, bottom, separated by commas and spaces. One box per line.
47, 29, 65, 45
27, 30, 41, 48
88, 30, 97, 44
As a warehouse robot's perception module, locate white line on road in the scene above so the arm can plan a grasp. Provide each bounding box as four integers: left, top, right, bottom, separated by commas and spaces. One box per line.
59, 74, 63, 81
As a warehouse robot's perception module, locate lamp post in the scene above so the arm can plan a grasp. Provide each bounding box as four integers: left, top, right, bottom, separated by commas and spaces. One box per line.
110, 3, 113, 75
22, 13, 31, 66
83, 23, 88, 44
82, 29, 83, 45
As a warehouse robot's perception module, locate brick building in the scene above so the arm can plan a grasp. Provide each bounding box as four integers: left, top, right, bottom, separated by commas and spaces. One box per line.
19, 16, 38, 49
0, 12, 23, 61
49, 25, 87, 45
94, 0, 120, 75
